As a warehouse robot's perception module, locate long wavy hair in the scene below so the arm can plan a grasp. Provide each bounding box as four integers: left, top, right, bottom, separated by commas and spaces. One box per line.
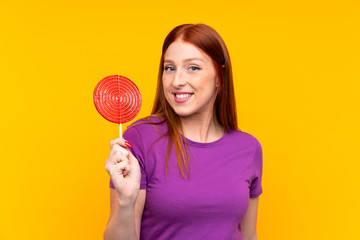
140, 23, 238, 178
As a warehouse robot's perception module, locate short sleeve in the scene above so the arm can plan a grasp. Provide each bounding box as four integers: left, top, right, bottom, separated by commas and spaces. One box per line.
249, 140, 263, 198
109, 125, 147, 189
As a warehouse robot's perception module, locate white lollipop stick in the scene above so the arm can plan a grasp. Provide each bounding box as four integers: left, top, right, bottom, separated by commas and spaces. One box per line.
119, 123, 122, 139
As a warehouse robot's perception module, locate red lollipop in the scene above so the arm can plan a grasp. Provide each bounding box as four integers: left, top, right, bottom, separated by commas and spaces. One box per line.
94, 75, 142, 138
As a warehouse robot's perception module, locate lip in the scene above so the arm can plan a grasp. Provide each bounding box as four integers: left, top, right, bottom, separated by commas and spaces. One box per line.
173, 92, 193, 103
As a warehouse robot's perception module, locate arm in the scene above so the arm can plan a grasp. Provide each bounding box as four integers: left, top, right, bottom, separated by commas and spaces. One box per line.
103, 188, 146, 240
103, 137, 145, 240
241, 196, 260, 240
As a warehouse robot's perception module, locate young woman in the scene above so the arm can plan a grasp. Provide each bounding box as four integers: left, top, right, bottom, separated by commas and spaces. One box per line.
103, 23, 263, 240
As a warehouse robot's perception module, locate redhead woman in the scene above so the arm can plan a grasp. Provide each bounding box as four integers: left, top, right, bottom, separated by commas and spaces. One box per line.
103, 23, 263, 240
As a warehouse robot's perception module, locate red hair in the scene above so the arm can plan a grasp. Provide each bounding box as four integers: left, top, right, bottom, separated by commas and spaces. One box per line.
142, 24, 238, 178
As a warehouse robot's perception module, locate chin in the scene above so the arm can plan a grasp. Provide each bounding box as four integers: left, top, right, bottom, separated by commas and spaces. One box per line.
173, 110, 192, 118
171, 107, 193, 118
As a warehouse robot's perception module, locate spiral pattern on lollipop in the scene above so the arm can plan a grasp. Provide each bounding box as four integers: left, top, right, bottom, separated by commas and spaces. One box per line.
93, 75, 142, 124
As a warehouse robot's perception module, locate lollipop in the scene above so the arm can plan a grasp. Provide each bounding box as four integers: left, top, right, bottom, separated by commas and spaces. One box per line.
93, 75, 142, 138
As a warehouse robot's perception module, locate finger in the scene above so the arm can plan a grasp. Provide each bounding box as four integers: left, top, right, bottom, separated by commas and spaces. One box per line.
108, 143, 128, 160
109, 161, 131, 177
105, 146, 128, 170
110, 138, 125, 148
113, 145, 129, 158
110, 139, 115, 149
127, 154, 141, 178
110, 138, 124, 149
112, 150, 130, 165
110, 138, 132, 149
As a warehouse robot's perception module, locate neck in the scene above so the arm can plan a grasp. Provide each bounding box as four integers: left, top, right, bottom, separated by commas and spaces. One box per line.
179, 112, 225, 143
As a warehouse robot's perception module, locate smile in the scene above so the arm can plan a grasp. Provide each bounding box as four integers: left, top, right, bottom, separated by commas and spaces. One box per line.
176, 93, 192, 99
173, 92, 193, 103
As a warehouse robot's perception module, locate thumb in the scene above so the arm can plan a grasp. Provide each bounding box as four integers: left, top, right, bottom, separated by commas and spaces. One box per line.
127, 150, 141, 178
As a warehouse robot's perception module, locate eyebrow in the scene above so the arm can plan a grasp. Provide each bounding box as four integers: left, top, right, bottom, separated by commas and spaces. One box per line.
164, 58, 205, 64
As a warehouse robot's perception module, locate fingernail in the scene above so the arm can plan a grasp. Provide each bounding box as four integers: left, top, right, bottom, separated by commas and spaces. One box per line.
124, 141, 133, 148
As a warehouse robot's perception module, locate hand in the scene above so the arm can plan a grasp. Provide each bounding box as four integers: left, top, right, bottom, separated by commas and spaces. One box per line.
105, 138, 141, 206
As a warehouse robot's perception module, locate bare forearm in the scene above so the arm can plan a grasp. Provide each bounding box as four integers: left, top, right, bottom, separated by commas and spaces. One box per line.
243, 236, 258, 240
103, 204, 138, 240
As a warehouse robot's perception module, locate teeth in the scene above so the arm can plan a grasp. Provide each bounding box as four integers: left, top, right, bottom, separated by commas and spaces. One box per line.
175, 94, 192, 99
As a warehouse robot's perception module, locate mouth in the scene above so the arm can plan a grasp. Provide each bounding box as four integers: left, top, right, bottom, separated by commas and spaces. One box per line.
173, 92, 193, 103
174, 93, 192, 99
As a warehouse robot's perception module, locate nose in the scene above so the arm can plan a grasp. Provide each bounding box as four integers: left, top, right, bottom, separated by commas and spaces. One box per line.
172, 69, 187, 88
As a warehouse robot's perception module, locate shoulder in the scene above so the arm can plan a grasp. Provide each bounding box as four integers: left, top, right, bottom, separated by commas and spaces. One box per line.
227, 130, 263, 172
226, 129, 262, 151
123, 116, 168, 141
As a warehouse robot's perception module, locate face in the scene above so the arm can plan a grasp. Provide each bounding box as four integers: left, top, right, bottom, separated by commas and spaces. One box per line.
162, 40, 219, 119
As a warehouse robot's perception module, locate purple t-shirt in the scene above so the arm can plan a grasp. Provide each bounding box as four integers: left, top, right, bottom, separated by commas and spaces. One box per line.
109, 117, 263, 240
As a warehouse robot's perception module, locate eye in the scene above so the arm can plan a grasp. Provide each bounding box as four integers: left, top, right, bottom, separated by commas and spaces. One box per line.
164, 66, 175, 72
189, 66, 201, 71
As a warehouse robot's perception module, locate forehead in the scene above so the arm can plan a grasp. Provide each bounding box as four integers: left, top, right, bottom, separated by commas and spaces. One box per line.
164, 40, 212, 62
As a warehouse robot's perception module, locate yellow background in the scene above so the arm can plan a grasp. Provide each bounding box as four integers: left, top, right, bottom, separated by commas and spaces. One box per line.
1, 1, 359, 239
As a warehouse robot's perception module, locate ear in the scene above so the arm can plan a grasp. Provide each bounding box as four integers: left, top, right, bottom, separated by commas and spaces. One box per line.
215, 76, 220, 88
